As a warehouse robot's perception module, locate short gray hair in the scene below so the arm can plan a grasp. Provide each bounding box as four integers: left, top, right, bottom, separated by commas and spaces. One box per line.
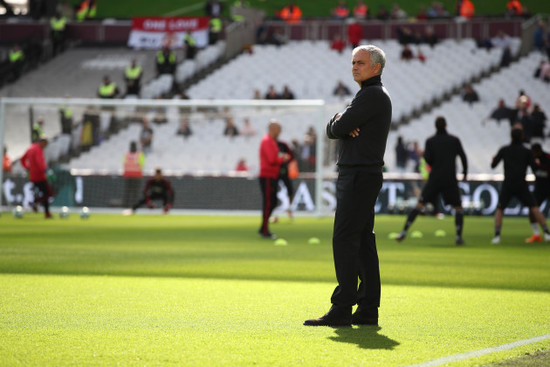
352, 45, 386, 73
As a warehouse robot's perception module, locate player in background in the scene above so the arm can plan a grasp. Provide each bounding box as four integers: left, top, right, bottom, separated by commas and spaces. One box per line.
271, 139, 296, 223
258, 119, 290, 239
490, 128, 550, 244
525, 143, 550, 242
396, 116, 468, 245
21, 137, 53, 218
124, 168, 174, 215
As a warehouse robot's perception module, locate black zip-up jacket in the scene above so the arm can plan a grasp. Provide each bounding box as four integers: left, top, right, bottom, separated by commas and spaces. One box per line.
424, 130, 468, 181
326, 75, 392, 170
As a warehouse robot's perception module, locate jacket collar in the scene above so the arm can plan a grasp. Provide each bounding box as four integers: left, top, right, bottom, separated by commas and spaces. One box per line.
361, 75, 382, 88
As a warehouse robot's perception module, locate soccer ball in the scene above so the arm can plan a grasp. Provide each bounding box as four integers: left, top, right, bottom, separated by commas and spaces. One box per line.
80, 206, 90, 219
12, 205, 24, 218
59, 206, 70, 219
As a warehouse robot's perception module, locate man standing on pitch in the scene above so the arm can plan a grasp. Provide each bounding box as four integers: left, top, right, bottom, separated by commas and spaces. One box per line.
259, 119, 289, 239
304, 45, 391, 327
396, 116, 468, 245
490, 128, 550, 244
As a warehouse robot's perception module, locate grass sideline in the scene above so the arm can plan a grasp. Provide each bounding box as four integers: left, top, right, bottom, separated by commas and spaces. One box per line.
0, 213, 549, 366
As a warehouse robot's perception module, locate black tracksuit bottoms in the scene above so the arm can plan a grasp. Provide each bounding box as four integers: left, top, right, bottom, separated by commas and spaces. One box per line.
330, 168, 382, 311
259, 177, 278, 234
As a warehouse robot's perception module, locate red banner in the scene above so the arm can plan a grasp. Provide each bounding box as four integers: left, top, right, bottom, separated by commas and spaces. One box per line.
128, 17, 210, 49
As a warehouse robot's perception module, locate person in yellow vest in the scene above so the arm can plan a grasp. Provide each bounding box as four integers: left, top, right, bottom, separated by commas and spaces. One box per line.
76, 0, 89, 22
122, 140, 145, 208
58, 101, 74, 154
156, 46, 176, 75
87, 0, 97, 19
231, 0, 249, 21
9, 43, 25, 81
50, 11, 67, 56
59, 104, 73, 135
209, 17, 223, 45
124, 59, 143, 96
184, 31, 197, 60
31, 117, 45, 143
97, 75, 120, 98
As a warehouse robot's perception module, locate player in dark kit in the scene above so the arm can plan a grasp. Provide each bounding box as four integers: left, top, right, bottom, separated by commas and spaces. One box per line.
271, 140, 295, 223
490, 128, 550, 244
128, 168, 174, 214
525, 143, 550, 242
396, 116, 468, 245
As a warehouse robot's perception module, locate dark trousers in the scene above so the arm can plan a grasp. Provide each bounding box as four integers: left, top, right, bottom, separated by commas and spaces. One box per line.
330, 169, 382, 311
33, 179, 53, 214
259, 177, 278, 234
132, 193, 171, 211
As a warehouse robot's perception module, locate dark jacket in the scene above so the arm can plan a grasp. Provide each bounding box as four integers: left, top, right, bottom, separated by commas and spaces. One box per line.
424, 129, 467, 181
326, 75, 392, 169
491, 142, 536, 184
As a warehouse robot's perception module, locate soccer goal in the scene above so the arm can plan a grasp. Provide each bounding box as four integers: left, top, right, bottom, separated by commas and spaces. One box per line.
0, 97, 342, 215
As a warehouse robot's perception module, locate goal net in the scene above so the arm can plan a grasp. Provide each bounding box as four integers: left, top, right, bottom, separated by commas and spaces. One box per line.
0, 97, 340, 215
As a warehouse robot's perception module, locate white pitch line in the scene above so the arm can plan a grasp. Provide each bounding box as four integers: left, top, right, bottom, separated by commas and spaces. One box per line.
408, 334, 550, 367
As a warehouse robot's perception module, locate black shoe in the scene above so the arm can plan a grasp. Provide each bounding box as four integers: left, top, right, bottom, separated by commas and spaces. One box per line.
352, 308, 378, 325
258, 230, 277, 239
396, 232, 405, 242
456, 237, 464, 246
304, 306, 352, 327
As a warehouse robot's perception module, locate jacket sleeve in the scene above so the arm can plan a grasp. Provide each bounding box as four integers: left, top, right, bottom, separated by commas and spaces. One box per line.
491, 149, 503, 169
20, 150, 29, 170
423, 139, 433, 166
326, 89, 379, 139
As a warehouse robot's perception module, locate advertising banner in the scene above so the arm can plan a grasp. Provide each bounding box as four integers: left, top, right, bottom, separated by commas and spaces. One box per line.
2, 174, 547, 217
127, 17, 209, 49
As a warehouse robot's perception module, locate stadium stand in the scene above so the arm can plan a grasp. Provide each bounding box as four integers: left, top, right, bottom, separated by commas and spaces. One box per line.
66, 38, 537, 176
1, 31, 543, 176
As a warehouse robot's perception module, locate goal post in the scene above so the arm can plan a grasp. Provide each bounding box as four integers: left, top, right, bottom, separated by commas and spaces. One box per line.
0, 97, 338, 216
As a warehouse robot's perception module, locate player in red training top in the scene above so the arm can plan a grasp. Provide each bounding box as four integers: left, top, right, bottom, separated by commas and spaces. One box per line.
21, 137, 53, 218
258, 119, 290, 238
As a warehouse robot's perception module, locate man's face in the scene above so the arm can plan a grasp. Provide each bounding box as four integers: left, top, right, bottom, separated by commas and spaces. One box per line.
352, 50, 380, 84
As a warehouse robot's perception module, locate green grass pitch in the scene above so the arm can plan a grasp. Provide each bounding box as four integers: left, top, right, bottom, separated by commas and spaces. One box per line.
1, 212, 549, 366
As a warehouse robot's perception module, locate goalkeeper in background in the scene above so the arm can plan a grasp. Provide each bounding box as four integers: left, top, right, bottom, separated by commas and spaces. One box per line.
125, 168, 174, 215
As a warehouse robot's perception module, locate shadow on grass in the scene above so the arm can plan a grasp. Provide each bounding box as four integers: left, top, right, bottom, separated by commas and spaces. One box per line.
329, 326, 400, 350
